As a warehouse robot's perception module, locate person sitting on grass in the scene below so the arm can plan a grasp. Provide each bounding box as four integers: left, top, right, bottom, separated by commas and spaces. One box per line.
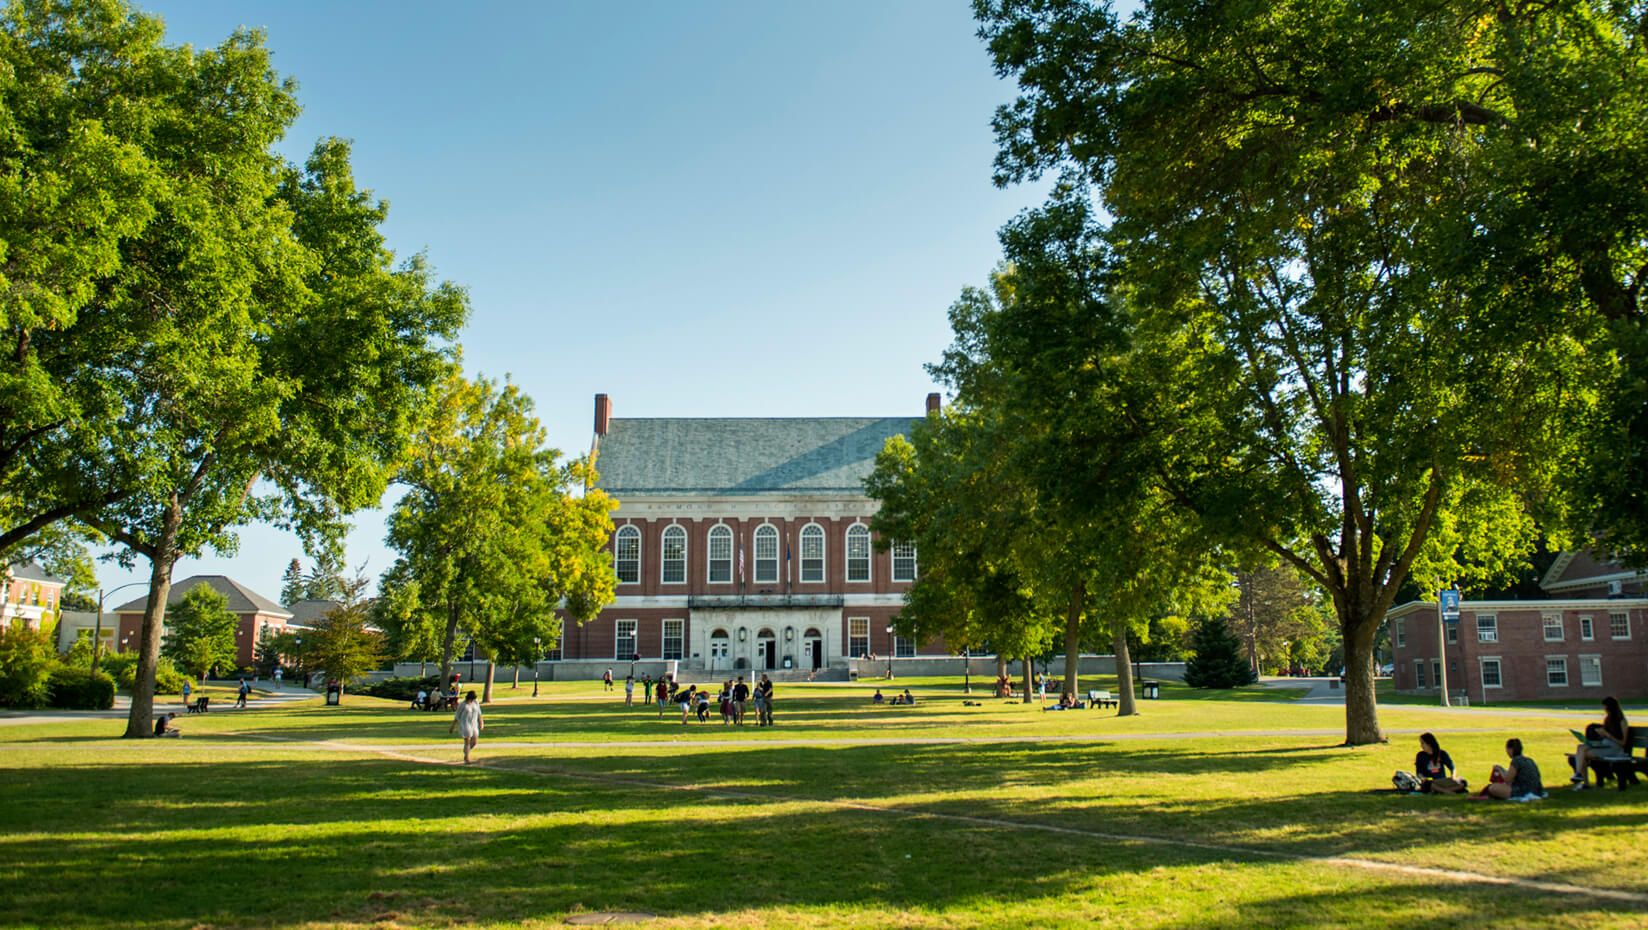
1486, 738, 1545, 800
153, 713, 180, 738
413, 689, 428, 711
1415, 732, 1465, 794
1570, 696, 1628, 790
872, 689, 884, 704
901, 689, 914, 705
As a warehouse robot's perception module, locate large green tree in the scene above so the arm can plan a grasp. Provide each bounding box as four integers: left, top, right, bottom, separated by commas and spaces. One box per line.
972, 0, 1615, 743
302, 572, 385, 699
382, 374, 617, 701
160, 583, 237, 682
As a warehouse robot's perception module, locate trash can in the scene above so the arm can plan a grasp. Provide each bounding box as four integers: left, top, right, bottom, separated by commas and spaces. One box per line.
783, 656, 793, 669
325, 682, 341, 706
1141, 680, 1160, 699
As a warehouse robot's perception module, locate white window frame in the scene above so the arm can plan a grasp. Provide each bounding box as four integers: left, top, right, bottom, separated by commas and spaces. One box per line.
1479, 657, 1503, 689
1414, 660, 1427, 689
799, 523, 825, 583
660, 525, 687, 585
1610, 612, 1631, 641
1476, 613, 1498, 643
848, 617, 869, 658
892, 541, 917, 582
1545, 655, 1569, 688
845, 523, 872, 583
1580, 614, 1594, 641
706, 524, 733, 584
1446, 623, 1458, 644
1579, 654, 1602, 688
662, 619, 684, 661
753, 524, 779, 584
615, 619, 637, 661
1542, 613, 1564, 642
1394, 619, 1405, 648
894, 634, 915, 658
614, 525, 641, 585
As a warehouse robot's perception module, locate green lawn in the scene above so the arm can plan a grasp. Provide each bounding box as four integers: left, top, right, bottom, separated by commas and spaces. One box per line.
3, 680, 1645, 929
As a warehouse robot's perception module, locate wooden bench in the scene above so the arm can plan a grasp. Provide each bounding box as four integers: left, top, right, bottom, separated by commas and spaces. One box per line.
1566, 726, 1648, 791
186, 696, 209, 714
1087, 690, 1117, 710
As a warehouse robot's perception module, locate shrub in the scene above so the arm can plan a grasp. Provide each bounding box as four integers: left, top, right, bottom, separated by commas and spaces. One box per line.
0, 624, 58, 708
1184, 617, 1258, 689
357, 674, 439, 701
101, 652, 187, 695
46, 666, 116, 710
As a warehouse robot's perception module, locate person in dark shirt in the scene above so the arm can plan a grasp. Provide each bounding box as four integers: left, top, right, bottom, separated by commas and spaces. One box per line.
1415, 732, 1462, 793
153, 713, 180, 738
1488, 738, 1544, 799
1571, 696, 1629, 789
732, 676, 750, 726
756, 675, 774, 726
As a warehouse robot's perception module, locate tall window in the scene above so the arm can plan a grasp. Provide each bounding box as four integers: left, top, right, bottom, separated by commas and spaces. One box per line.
1394, 619, 1405, 648
849, 617, 869, 657
800, 523, 825, 583
1480, 658, 1502, 688
846, 524, 871, 582
1446, 624, 1458, 644
1542, 614, 1563, 642
661, 525, 686, 584
662, 619, 684, 660
1476, 614, 1497, 643
1414, 661, 1426, 689
707, 525, 733, 583
892, 542, 917, 582
1546, 657, 1568, 687
753, 525, 779, 584
1580, 655, 1603, 687
1610, 612, 1631, 640
615, 619, 637, 661
1580, 614, 1594, 641
895, 634, 915, 658
614, 526, 640, 584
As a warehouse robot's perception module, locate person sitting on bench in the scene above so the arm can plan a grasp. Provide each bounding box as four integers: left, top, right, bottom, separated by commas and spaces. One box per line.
1571, 696, 1629, 789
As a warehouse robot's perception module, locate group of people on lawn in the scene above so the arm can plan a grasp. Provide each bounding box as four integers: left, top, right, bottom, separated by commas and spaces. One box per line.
1398, 696, 1632, 799
627, 673, 776, 726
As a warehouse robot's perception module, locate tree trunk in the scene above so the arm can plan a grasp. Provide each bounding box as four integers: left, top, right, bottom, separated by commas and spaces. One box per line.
123, 499, 182, 738
995, 654, 1007, 695
1062, 583, 1084, 697
1112, 619, 1137, 716
1020, 657, 1033, 704
512, 664, 520, 688
481, 649, 495, 704
438, 599, 459, 690
1341, 611, 1384, 745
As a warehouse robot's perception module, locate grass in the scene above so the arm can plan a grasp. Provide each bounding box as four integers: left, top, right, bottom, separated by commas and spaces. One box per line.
3, 678, 1646, 929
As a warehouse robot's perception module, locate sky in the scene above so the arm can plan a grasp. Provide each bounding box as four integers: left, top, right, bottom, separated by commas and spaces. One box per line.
94, 0, 1052, 606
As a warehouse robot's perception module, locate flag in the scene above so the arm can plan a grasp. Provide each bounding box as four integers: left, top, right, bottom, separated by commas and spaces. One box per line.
786, 546, 792, 584
737, 544, 745, 583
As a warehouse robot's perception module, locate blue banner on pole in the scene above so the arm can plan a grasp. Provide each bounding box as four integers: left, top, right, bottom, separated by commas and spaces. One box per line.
1440, 589, 1461, 623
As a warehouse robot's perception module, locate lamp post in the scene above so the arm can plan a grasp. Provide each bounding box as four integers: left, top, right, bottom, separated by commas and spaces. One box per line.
93, 581, 149, 672
962, 647, 971, 694
533, 636, 541, 698
885, 626, 894, 680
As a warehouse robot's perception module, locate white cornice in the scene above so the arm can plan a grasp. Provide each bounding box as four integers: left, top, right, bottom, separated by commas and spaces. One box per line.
1386, 598, 1647, 619
613, 496, 880, 519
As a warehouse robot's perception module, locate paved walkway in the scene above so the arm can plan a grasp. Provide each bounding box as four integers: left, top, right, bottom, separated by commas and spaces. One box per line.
0, 686, 315, 727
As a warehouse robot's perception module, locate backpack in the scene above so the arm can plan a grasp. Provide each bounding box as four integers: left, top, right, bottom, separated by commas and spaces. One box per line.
1392, 771, 1423, 793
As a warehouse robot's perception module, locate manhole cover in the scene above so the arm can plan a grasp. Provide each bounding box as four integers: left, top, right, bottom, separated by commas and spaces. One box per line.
565, 911, 656, 925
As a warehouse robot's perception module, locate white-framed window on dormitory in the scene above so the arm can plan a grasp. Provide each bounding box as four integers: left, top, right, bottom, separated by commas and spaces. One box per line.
1543, 613, 1564, 642
1415, 660, 1427, 689
753, 524, 779, 584
1446, 622, 1458, 644
1546, 656, 1569, 688
707, 524, 733, 584
800, 523, 825, 583
1611, 611, 1631, 640
846, 523, 871, 582
1479, 657, 1503, 689
1579, 654, 1602, 688
661, 525, 686, 584
894, 634, 915, 658
1394, 619, 1405, 648
892, 541, 917, 582
543, 641, 563, 661
1580, 614, 1595, 641
1476, 613, 1497, 643
848, 617, 869, 657
662, 619, 684, 661
614, 525, 641, 584
615, 619, 637, 661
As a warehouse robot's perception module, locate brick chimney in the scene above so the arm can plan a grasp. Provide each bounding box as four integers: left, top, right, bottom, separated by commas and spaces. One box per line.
594, 393, 612, 436
926, 392, 941, 414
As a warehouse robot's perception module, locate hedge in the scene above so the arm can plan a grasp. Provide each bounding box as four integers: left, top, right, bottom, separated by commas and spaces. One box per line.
47, 667, 116, 710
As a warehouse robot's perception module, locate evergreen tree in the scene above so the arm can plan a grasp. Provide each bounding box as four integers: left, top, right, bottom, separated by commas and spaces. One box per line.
279, 558, 306, 606
1184, 617, 1256, 689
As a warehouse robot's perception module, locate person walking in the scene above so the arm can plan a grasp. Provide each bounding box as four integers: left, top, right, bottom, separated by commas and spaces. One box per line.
756, 674, 774, 726
181, 680, 192, 709
656, 677, 670, 717
732, 676, 750, 726
449, 691, 484, 764
624, 674, 635, 708
603, 668, 614, 692
235, 678, 250, 709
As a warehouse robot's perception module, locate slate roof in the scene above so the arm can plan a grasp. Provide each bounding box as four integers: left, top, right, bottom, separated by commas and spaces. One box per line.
7, 562, 66, 585
593, 417, 921, 496
113, 574, 292, 618
285, 598, 341, 627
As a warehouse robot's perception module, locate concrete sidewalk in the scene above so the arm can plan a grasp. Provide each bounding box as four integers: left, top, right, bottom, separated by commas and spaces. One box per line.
0, 686, 316, 727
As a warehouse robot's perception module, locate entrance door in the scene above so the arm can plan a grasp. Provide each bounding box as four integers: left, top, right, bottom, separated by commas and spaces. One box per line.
806, 627, 823, 670
756, 629, 776, 670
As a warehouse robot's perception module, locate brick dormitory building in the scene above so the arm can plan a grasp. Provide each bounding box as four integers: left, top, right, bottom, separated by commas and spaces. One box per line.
549, 393, 941, 679
1386, 551, 1648, 703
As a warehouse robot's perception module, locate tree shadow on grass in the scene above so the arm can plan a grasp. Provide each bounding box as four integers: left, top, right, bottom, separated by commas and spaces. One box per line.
3, 748, 1643, 929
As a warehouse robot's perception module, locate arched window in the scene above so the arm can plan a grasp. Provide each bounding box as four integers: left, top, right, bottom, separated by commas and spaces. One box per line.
661, 525, 687, 584
707, 524, 733, 583
753, 524, 779, 583
892, 541, 918, 582
845, 523, 871, 582
896, 537, 922, 580
799, 523, 825, 583
614, 525, 641, 584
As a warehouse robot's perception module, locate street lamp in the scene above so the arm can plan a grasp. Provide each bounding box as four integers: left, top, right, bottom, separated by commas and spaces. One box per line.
885, 626, 895, 680
962, 646, 971, 694
93, 581, 150, 672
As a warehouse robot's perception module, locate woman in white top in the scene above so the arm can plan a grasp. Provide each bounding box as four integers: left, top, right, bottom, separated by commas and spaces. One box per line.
449, 691, 484, 763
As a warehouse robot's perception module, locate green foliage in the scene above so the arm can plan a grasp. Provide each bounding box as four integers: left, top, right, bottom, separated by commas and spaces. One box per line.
0, 624, 57, 708
1184, 618, 1257, 690
45, 666, 115, 709
355, 674, 440, 702
302, 573, 386, 687
161, 584, 239, 681
96, 650, 190, 695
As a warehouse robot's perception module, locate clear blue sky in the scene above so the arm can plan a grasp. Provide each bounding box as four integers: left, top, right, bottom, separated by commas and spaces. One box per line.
97, 0, 1049, 605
